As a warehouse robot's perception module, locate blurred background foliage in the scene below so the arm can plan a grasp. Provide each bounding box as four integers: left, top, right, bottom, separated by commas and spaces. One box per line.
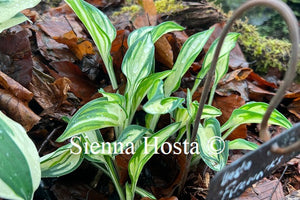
210, 0, 300, 39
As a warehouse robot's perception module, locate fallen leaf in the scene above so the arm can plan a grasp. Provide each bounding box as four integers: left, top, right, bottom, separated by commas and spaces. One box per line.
247, 81, 275, 102
166, 31, 189, 59
36, 29, 77, 62
0, 25, 33, 87
159, 197, 178, 200
155, 35, 174, 68
288, 100, 300, 120
0, 89, 40, 131
86, 0, 124, 8
115, 154, 131, 185
285, 190, 300, 200
247, 71, 278, 89
213, 94, 247, 140
145, 146, 186, 198
53, 30, 95, 60
51, 179, 108, 200
21, 9, 39, 22
111, 29, 129, 82
216, 80, 249, 101
49, 61, 98, 102
219, 68, 253, 85
134, 0, 157, 28
0, 70, 33, 102
237, 179, 284, 200
29, 69, 75, 119
48, 3, 74, 16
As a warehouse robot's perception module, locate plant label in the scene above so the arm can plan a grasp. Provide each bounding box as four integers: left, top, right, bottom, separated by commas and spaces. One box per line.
207, 123, 300, 200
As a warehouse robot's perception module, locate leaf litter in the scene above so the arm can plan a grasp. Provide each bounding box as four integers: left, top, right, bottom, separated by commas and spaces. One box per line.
0, 0, 299, 199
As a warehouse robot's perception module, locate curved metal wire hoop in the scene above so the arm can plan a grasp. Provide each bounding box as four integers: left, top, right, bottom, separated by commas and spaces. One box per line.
193, 0, 299, 143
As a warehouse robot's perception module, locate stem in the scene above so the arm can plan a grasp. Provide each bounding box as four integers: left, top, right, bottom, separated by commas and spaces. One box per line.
104, 156, 125, 200
148, 114, 160, 131
208, 83, 217, 106
105, 56, 118, 90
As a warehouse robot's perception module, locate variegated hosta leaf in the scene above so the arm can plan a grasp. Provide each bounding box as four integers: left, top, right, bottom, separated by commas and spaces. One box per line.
192, 33, 240, 95
212, 33, 239, 84
229, 139, 259, 150
122, 33, 154, 97
0, 0, 40, 23
56, 97, 127, 142
128, 26, 154, 47
221, 102, 292, 139
98, 88, 125, 107
175, 106, 191, 129
64, 0, 117, 88
143, 80, 184, 114
40, 141, 84, 178
130, 71, 171, 123
83, 130, 106, 163
0, 12, 28, 33
143, 97, 184, 115
127, 21, 184, 47
164, 28, 214, 96
175, 104, 222, 129
114, 125, 150, 155
197, 118, 229, 171
128, 122, 180, 198
0, 111, 41, 200
87, 125, 150, 156
150, 21, 185, 43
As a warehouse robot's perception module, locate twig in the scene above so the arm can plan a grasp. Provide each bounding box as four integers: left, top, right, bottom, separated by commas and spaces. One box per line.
38, 126, 62, 154
269, 165, 288, 200
179, 0, 299, 195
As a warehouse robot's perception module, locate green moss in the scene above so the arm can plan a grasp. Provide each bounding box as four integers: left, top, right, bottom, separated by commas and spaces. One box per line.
154, 0, 186, 14
112, 4, 141, 17
112, 0, 186, 18
233, 20, 300, 74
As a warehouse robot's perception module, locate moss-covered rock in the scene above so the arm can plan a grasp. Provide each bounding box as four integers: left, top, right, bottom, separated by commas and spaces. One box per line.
113, 0, 186, 17
155, 0, 186, 14
233, 20, 299, 74
113, 0, 299, 74
112, 4, 141, 17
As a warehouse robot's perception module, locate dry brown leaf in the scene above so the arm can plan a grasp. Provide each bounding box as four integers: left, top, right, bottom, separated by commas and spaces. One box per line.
247, 81, 275, 102
0, 70, 39, 131
217, 79, 249, 101
29, 68, 75, 119
134, 0, 157, 28
288, 101, 300, 120
213, 94, 247, 140
147, 146, 186, 198
159, 197, 178, 200
0, 26, 33, 87
53, 30, 94, 60
155, 35, 174, 68
0, 70, 33, 102
111, 30, 129, 83
219, 68, 253, 85
115, 154, 131, 185
247, 71, 278, 89
49, 61, 98, 102
36, 30, 77, 62
166, 31, 189, 59
0, 89, 40, 131
237, 179, 284, 200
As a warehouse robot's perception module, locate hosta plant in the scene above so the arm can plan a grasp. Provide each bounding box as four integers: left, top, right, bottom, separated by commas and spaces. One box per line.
0, 0, 41, 32
40, 0, 293, 199
0, 111, 41, 200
